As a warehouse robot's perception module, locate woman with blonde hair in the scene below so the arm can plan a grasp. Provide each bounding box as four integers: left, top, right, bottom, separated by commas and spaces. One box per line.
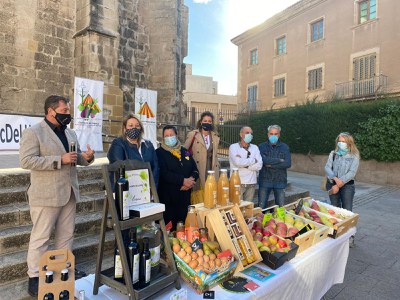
325, 132, 360, 211
108, 113, 159, 185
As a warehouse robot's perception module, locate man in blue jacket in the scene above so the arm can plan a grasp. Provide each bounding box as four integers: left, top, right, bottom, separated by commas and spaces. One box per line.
258, 125, 291, 208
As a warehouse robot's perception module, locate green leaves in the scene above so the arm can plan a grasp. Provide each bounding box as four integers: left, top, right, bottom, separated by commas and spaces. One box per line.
243, 98, 400, 162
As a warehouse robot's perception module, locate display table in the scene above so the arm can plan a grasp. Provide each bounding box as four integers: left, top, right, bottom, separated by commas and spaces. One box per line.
75, 227, 355, 300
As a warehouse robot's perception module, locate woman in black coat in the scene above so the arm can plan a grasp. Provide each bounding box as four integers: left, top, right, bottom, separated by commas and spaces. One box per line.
156, 125, 199, 231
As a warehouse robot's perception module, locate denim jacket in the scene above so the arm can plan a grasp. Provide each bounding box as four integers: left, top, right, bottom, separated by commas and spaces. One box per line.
258, 141, 291, 188
107, 137, 159, 186
325, 151, 359, 184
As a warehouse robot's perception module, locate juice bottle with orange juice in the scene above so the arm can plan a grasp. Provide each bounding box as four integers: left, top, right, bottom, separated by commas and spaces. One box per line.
217, 169, 229, 206
229, 168, 241, 200
185, 206, 199, 243
232, 184, 241, 205
204, 170, 217, 209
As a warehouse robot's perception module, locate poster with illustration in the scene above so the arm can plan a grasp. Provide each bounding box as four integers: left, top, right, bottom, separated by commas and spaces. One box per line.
134, 88, 157, 148
73, 77, 104, 151
125, 169, 150, 206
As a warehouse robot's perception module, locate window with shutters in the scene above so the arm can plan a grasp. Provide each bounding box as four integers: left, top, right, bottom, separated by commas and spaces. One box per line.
274, 78, 286, 97
353, 54, 376, 80
247, 85, 257, 112
358, 0, 377, 24
308, 68, 323, 90
250, 49, 258, 65
311, 19, 324, 42
276, 36, 286, 55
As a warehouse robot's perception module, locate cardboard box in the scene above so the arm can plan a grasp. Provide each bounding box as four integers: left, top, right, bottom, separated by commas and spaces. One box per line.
38, 249, 75, 300
260, 236, 299, 270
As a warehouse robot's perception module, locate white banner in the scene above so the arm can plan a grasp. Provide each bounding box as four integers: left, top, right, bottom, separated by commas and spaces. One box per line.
73, 77, 104, 152
134, 88, 157, 148
0, 115, 42, 150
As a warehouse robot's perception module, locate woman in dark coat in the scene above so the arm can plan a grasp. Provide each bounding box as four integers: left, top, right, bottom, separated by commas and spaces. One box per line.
156, 125, 199, 231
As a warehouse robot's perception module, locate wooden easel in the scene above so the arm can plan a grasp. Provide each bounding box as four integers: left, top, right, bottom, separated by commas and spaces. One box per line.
93, 160, 180, 299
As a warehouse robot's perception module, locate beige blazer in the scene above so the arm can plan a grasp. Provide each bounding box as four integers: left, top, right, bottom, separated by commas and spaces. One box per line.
19, 120, 92, 207
184, 129, 220, 189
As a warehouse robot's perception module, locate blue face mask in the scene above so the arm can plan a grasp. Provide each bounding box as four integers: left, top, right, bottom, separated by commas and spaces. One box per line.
269, 135, 278, 144
164, 135, 177, 147
244, 133, 253, 144
337, 142, 348, 150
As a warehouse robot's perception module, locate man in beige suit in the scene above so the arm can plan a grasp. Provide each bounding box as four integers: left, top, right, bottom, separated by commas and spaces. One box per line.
19, 95, 95, 297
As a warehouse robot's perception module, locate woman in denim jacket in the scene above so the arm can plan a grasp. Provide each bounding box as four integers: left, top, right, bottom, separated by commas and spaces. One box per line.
324, 132, 360, 212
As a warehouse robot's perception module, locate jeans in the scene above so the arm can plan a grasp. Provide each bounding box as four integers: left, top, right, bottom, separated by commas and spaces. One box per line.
329, 183, 355, 211
258, 186, 285, 208
241, 184, 257, 203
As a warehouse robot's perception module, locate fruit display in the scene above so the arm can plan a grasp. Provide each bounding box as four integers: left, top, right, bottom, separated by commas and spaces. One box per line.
303, 199, 353, 220
170, 238, 234, 275
297, 207, 341, 228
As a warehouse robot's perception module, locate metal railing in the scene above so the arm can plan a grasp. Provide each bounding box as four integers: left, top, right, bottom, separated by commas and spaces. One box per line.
335, 74, 388, 99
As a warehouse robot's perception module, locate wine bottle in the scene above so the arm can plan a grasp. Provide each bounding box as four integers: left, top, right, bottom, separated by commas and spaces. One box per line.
115, 165, 129, 220
43, 293, 54, 300
139, 237, 151, 288
59, 290, 69, 299
114, 246, 124, 283
128, 227, 140, 285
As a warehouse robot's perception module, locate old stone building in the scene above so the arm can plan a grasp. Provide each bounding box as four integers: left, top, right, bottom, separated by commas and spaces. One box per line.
0, 0, 188, 138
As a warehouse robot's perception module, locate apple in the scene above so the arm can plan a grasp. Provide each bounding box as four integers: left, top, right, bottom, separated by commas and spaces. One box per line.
268, 236, 278, 245
254, 240, 263, 249
255, 232, 263, 242
265, 225, 276, 235
278, 239, 287, 248
263, 230, 271, 237
262, 239, 271, 247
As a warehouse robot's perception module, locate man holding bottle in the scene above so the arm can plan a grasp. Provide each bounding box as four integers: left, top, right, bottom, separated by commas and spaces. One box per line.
19, 95, 95, 297
229, 126, 262, 203
258, 125, 291, 208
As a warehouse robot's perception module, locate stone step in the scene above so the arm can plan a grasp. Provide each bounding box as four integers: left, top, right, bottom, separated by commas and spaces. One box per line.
0, 230, 115, 286
0, 254, 114, 300
0, 192, 105, 230
0, 211, 104, 256
0, 177, 105, 207
0, 170, 30, 189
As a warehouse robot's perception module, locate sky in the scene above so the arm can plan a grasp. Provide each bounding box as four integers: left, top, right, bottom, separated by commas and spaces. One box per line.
184, 0, 300, 95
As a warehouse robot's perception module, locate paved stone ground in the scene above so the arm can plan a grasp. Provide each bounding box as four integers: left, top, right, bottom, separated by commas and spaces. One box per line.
1, 152, 399, 299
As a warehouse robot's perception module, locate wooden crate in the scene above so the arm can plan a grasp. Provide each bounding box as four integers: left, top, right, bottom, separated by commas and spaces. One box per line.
205, 205, 262, 273
286, 212, 329, 246
194, 200, 254, 229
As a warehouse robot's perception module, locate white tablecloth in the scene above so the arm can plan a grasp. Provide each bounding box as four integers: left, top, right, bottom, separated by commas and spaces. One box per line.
76, 227, 355, 300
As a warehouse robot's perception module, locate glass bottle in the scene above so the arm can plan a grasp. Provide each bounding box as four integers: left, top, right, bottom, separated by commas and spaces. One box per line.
60, 269, 68, 281
232, 184, 241, 205
204, 170, 217, 209
199, 228, 208, 242
139, 237, 151, 288
221, 186, 229, 206
115, 165, 129, 220
229, 168, 241, 196
217, 169, 229, 206
43, 293, 54, 300
114, 245, 124, 283
137, 222, 161, 278
128, 227, 140, 285
185, 206, 199, 243
176, 221, 185, 240
59, 290, 69, 299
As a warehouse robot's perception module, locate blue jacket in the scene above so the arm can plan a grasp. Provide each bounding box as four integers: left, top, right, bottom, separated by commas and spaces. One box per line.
107, 137, 159, 186
258, 140, 291, 188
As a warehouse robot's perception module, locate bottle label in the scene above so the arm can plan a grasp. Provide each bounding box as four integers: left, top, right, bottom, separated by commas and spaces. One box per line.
185, 227, 199, 243
145, 259, 151, 283
149, 245, 161, 267
114, 254, 123, 278
122, 191, 129, 220
132, 254, 139, 283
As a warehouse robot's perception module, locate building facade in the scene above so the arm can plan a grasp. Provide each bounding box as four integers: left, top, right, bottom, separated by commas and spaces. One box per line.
0, 0, 188, 141
232, 0, 400, 111
183, 64, 237, 125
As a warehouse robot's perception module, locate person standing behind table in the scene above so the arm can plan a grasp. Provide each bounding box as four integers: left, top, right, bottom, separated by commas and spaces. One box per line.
229, 126, 262, 203
107, 113, 159, 186
184, 111, 220, 190
258, 125, 291, 208
156, 125, 199, 231
19, 95, 95, 297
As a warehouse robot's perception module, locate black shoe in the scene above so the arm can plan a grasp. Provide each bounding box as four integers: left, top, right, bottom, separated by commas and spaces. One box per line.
74, 268, 87, 279
28, 277, 39, 297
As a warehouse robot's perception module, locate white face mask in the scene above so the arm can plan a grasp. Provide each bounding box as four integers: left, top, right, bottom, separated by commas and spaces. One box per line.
243, 133, 253, 143
337, 141, 348, 150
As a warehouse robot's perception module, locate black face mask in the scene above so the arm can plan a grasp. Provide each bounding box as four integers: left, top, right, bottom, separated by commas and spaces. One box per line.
54, 112, 72, 126
201, 123, 213, 131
